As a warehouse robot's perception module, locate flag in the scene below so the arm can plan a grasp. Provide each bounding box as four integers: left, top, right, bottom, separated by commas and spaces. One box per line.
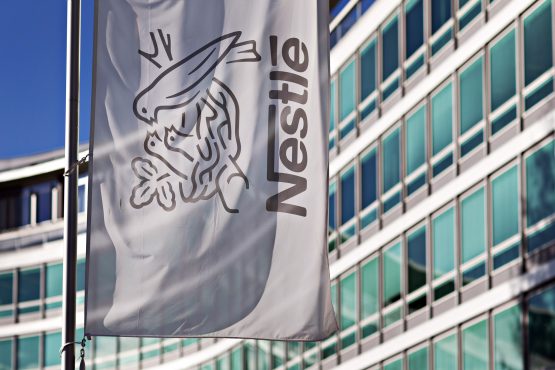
85, 0, 337, 340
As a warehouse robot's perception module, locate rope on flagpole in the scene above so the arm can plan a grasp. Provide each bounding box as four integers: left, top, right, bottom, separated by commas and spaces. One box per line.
60, 336, 90, 369
63, 153, 89, 177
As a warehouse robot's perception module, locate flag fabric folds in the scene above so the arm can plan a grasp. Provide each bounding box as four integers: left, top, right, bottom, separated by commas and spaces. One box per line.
85, 0, 337, 340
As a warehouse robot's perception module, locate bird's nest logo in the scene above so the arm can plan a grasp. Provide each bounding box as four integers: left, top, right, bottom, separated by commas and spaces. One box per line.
129, 31, 260, 213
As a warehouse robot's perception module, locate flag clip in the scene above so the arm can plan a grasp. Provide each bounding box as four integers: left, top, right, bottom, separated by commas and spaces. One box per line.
64, 153, 90, 177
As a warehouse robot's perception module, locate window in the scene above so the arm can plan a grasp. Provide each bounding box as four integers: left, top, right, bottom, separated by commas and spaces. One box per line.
18, 335, 39, 370
407, 226, 427, 313
340, 166, 356, 227
523, 0, 554, 110
330, 79, 336, 133
96, 336, 117, 360
490, 29, 517, 134
434, 333, 458, 370
492, 166, 520, 267
382, 16, 400, 100
406, 105, 427, 194
461, 187, 486, 285
340, 272, 356, 330
408, 346, 429, 370
46, 262, 62, 298
258, 342, 269, 370
458, 0, 482, 31
525, 140, 555, 252
433, 207, 455, 299
361, 148, 378, 227
44, 331, 62, 367
528, 285, 555, 370
120, 337, 140, 366
0, 272, 13, 318
383, 242, 402, 307
0, 338, 12, 370
405, 0, 425, 78
360, 39, 377, 103
361, 257, 379, 336
463, 319, 488, 370
431, 0, 453, 54
77, 259, 86, 292
459, 56, 484, 156
18, 267, 40, 314
329, 181, 337, 253
29, 182, 53, 223
384, 358, 403, 370
494, 304, 523, 370
431, 83, 453, 177
218, 354, 231, 370
339, 60, 356, 138
382, 127, 401, 212
78, 184, 86, 213
231, 347, 243, 370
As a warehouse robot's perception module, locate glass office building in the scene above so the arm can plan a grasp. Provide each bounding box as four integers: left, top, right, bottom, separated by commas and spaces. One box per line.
1, 0, 555, 368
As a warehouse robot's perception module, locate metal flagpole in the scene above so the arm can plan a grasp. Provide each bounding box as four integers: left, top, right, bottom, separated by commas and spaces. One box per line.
62, 0, 81, 368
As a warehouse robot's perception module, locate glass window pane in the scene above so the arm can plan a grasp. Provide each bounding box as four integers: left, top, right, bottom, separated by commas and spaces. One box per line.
528, 285, 555, 370
406, 105, 426, 175
433, 208, 455, 278
77, 259, 86, 292
406, 0, 424, 58
17, 336, 39, 370
340, 61, 356, 121
361, 149, 377, 209
431, 0, 452, 34
18, 268, 40, 302
0, 272, 13, 305
459, 57, 484, 134
384, 242, 402, 306
341, 167, 355, 224
492, 166, 519, 246
490, 29, 516, 111
408, 226, 427, 293
494, 304, 523, 370
382, 16, 399, 81
272, 342, 285, 369
408, 347, 429, 370
34, 182, 52, 223
330, 80, 336, 132
461, 187, 485, 263
463, 320, 488, 370
96, 336, 117, 359
329, 181, 337, 231
432, 83, 453, 155
257, 341, 270, 370
524, 0, 553, 86
526, 140, 555, 226
340, 272, 356, 330
44, 331, 62, 367
0, 338, 12, 370
361, 257, 379, 318
231, 347, 243, 370
384, 358, 403, 370
434, 333, 458, 370
361, 40, 377, 101
382, 128, 401, 193
331, 282, 338, 319
46, 262, 62, 298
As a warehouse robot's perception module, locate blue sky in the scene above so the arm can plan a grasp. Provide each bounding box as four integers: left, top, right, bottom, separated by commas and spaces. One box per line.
0, 1, 94, 159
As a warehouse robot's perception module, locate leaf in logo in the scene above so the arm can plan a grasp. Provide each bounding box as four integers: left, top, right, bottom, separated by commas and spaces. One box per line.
130, 157, 176, 211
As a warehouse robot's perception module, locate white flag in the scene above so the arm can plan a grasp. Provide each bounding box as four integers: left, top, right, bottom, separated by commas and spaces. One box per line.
85, 0, 337, 340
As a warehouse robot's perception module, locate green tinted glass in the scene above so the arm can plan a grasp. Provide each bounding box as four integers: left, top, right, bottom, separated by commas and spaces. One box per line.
18, 268, 40, 302
408, 347, 429, 370
408, 226, 427, 293
340, 272, 356, 330
0, 272, 13, 305
384, 242, 402, 306
528, 285, 555, 370
361, 257, 379, 318
406, 105, 426, 175
382, 128, 401, 193
330, 80, 336, 132
492, 166, 519, 245
382, 16, 399, 81
524, 0, 553, 86
46, 262, 62, 298
490, 29, 516, 111
526, 140, 555, 226
331, 283, 338, 318
433, 208, 455, 278
384, 358, 403, 370
17, 336, 39, 370
361, 40, 377, 101
494, 305, 523, 370
463, 320, 488, 370
231, 347, 243, 370
340, 61, 356, 121
435, 334, 458, 370
257, 341, 270, 370
461, 188, 485, 263
0, 339, 12, 370
44, 331, 62, 367
460, 57, 484, 134
432, 83, 453, 155
96, 336, 117, 358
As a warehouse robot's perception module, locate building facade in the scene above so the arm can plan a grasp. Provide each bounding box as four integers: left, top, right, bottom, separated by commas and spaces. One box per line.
1, 0, 555, 368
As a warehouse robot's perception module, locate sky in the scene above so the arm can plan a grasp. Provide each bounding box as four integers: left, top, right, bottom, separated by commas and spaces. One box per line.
0, 0, 94, 159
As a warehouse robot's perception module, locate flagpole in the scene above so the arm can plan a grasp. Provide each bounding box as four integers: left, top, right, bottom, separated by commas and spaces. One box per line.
62, 0, 81, 368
